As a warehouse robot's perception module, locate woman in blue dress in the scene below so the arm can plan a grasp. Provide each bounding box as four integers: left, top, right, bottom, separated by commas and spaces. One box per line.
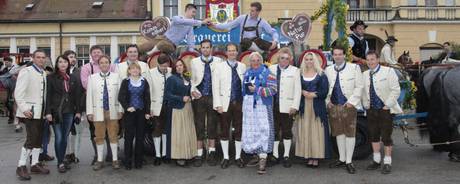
295, 52, 332, 168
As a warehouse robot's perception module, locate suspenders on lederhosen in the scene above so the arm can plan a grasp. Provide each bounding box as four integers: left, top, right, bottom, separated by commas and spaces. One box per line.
240, 15, 272, 52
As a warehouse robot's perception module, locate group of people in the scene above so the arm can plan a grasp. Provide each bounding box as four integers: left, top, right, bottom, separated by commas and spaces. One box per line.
11, 1, 403, 181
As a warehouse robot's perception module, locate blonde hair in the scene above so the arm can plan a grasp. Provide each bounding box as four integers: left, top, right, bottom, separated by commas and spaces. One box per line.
277, 47, 293, 62
127, 62, 141, 76
300, 52, 323, 75
249, 52, 263, 63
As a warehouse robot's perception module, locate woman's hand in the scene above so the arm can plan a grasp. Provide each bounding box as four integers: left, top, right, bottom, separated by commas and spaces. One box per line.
248, 85, 256, 93
302, 90, 309, 97
46, 114, 53, 122
127, 107, 136, 112
183, 96, 191, 102
87, 114, 94, 122
145, 114, 151, 120
75, 113, 81, 119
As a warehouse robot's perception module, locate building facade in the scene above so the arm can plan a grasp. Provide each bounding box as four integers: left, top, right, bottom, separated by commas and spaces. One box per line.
0, 0, 459, 64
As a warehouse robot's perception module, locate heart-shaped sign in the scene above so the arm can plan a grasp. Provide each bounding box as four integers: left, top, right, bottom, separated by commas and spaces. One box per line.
281, 13, 312, 43
140, 16, 171, 40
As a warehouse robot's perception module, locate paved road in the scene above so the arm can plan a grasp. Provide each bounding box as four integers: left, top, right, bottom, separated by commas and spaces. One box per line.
0, 118, 459, 184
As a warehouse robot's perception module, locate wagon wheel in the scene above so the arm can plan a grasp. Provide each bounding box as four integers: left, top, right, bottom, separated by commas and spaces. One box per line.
213, 51, 227, 61
147, 51, 162, 69
178, 51, 199, 75
239, 51, 252, 67
298, 49, 328, 69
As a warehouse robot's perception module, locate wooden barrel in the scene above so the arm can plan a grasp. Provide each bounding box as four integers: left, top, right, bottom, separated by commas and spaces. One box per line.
213, 51, 227, 61
178, 51, 199, 73
298, 49, 327, 69
239, 51, 252, 67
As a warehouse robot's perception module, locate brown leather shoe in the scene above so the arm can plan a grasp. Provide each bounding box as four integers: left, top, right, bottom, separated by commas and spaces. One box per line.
257, 158, 267, 175
93, 161, 104, 171
30, 163, 50, 174
112, 160, 120, 170
16, 166, 31, 180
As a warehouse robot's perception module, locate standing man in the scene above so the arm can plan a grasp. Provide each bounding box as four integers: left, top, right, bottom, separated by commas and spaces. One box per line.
212, 2, 279, 53
191, 39, 223, 167
363, 51, 402, 174
268, 47, 301, 167
15, 50, 50, 180
116, 44, 150, 79
380, 36, 398, 65
148, 53, 172, 165
212, 43, 247, 169
325, 45, 363, 174
348, 20, 369, 64
80, 45, 117, 164
139, 4, 211, 55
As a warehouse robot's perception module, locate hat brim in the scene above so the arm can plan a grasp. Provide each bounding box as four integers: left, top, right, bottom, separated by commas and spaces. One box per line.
350, 24, 368, 30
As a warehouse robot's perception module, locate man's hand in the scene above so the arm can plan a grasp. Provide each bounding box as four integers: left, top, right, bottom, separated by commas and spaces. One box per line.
383, 106, 390, 110
344, 103, 354, 108
145, 114, 151, 120
118, 112, 124, 117
327, 102, 333, 109
183, 96, 191, 103
191, 91, 201, 99
87, 114, 94, 122
202, 18, 212, 25
216, 106, 223, 114
23, 110, 33, 119
289, 108, 297, 115
75, 113, 81, 119
269, 41, 278, 50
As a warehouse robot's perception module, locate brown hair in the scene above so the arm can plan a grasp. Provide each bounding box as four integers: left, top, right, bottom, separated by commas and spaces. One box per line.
172, 59, 188, 75
127, 62, 141, 77
366, 50, 380, 58
251, 2, 262, 11
99, 55, 111, 64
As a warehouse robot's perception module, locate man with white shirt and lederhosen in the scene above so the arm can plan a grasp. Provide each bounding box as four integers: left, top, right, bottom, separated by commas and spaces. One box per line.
190, 39, 223, 167
15, 50, 50, 180
148, 53, 172, 165
268, 47, 301, 167
212, 43, 247, 169
362, 51, 402, 175
326, 45, 363, 174
116, 44, 150, 80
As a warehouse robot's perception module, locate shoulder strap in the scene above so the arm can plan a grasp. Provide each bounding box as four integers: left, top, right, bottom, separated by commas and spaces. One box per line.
90, 63, 94, 74
256, 18, 262, 38
241, 15, 249, 41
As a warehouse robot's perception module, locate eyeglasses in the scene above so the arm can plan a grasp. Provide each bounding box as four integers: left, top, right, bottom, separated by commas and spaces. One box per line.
280, 57, 289, 60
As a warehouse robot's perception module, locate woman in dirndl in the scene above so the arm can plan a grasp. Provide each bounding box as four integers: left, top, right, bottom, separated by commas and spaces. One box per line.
164, 59, 197, 167
295, 52, 332, 168
241, 52, 277, 175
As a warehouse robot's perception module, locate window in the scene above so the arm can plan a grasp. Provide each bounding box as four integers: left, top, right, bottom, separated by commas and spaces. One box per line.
445, 0, 455, 6
37, 47, 51, 58
347, 0, 359, 8
164, 0, 178, 18
0, 47, 9, 56
194, 0, 207, 20
76, 45, 90, 66
118, 44, 130, 55
407, 0, 417, 6
366, 0, 376, 8
425, 0, 437, 6
99, 45, 111, 56
17, 46, 30, 54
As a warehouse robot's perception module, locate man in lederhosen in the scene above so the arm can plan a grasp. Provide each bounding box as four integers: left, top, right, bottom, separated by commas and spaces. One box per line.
325, 45, 363, 174
190, 39, 223, 167
348, 20, 369, 65
212, 2, 279, 53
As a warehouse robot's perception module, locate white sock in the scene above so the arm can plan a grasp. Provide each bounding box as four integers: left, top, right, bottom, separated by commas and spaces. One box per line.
345, 137, 356, 164
384, 156, 392, 165
220, 140, 229, 160
336, 135, 346, 162
18, 147, 28, 166
14, 118, 19, 125
147, 46, 159, 56
235, 141, 242, 160
161, 134, 167, 157
110, 143, 118, 161
208, 147, 216, 153
31, 148, 41, 166
153, 137, 161, 157
197, 149, 203, 157
273, 141, 280, 158
283, 139, 291, 158
259, 153, 268, 159
373, 152, 381, 163
97, 144, 104, 162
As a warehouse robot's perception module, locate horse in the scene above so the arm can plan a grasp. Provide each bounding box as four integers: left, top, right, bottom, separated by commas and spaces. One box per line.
417, 65, 460, 162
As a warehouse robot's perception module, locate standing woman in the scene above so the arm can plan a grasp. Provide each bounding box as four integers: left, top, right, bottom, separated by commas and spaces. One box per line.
295, 52, 331, 168
86, 55, 123, 171
164, 59, 197, 166
241, 52, 277, 175
118, 62, 151, 170
45, 56, 82, 173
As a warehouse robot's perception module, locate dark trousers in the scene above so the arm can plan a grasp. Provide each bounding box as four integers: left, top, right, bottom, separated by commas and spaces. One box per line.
273, 102, 293, 141
42, 120, 51, 154
220, 101, 243, 141
367, 109, 394, 146
192, 96, 218, 140
124, 110, 146, 165
153, 106, 168, 137
24, 118, 45, 149
89, 120, 112, 157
